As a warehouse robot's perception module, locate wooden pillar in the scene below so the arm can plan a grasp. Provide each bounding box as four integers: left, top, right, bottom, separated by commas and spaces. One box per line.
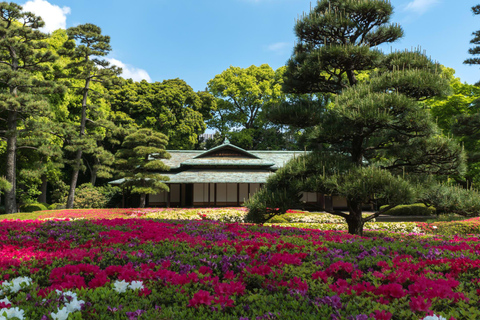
179, 184, 183, 207
214, 183, 217, 206
208, 183, 211, 207
167, 188, 171, 208
248, 184, 251, 199
237, 183, 240, 206
316, 192, 324, 210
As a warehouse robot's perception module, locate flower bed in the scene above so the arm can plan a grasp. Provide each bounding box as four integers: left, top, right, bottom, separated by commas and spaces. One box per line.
0, 218, 478, 319
417, 217, 480, 235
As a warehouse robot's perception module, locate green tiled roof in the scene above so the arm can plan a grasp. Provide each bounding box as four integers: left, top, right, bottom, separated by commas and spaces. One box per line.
181, 158, 275, 166
164, 149, 303, 169
111, 143, 308, 185
109, 169, 273, 184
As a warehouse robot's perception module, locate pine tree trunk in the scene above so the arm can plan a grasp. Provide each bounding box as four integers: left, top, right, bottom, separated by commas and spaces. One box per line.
90, 157, 98, 186
346, 200, 364, 236
5, 109, 17, 214
139, 193, 146, 208
37, 175, 47, 203
66, 76, 90, 209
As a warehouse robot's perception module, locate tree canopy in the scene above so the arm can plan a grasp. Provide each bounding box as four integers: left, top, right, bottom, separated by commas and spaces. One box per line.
110, 79, 215, 150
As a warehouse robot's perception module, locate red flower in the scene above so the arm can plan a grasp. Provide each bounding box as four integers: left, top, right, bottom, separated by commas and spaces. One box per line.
369, 310, 392, 320
138, 287, 151, 297
188, 290, 213, 308
409, 296, 431, 312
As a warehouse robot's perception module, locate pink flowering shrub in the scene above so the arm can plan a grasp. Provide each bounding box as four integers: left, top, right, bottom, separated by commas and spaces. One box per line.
0, 216, 478, 318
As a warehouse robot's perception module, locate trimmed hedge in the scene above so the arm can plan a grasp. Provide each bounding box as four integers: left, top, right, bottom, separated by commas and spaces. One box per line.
266, 216, 289, 223
381, 203, 436, 216
20, 203, 48, 213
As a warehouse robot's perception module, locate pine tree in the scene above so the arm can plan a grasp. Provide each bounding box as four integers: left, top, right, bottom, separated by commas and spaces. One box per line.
248, 0, 465, 235
61, 23, 121, 209
464, 4, 480, 85
115, 128, 170, 208
0, 2, 62, 213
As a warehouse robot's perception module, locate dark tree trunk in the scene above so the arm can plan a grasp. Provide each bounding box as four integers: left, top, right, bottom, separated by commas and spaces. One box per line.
346, 200, 364, 236
351, 136, 364, 166
66, 76, 90, 209
37, 175, 48, 203
139, 193, 146, 208
5, 109, 17, 214
90, 167, 97, 186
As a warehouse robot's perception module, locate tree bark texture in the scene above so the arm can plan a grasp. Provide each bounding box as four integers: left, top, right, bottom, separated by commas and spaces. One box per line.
5, 109, 17, 214
37, 175, 48, 203
66, 76, 90, 209
346, 200, 364, 236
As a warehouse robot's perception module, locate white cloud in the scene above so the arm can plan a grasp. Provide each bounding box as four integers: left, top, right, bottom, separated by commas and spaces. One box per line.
404, 0, 439, 15
266, 42, 291, 54
106, 58, 152, 82
22, 0, 70, 33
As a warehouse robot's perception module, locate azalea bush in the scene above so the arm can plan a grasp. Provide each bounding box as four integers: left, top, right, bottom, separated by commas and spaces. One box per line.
0, 218, 478, 319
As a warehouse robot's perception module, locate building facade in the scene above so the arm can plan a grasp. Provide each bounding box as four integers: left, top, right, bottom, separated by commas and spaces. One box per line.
110, 140, 348, 208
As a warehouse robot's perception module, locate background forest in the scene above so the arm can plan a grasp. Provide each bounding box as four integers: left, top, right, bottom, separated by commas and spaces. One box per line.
0, 1, 480, 216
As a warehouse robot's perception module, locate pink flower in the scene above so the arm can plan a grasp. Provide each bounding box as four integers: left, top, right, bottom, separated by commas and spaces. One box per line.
188, 290, 213, 308
409, 296, 431, 312
369, 310, 392, 320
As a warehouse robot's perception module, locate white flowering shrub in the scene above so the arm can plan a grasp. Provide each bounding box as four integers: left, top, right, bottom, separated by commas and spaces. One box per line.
51, 290, 84, 320
113, 280, 144, 293
0, 277, 32, 294
0, 306, 24, 320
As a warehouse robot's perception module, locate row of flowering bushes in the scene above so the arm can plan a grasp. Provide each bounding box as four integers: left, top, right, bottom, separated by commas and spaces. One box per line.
0, 217, 479, 319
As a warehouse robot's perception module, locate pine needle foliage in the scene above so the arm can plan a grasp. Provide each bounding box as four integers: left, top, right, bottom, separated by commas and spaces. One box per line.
115, 128, 170, 208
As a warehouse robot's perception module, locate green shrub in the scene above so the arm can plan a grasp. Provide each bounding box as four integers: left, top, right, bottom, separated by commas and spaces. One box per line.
266, 215, 289, 223
72, 183, 108, 209
49, 203, 65, 210
20, 203, 48, 213
420, 182, 480, 217
381, 203, 436, 216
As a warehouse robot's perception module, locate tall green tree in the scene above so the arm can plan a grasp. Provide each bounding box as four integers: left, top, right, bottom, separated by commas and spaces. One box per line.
425, 67, 480, 185
61, 23, 121, 209
247, 0, 465, 235
0, 2, 62, 213
207, 64, 291, 150
110, 79, 215, 150
115, 128, 170, 208
464, 4, 480, 85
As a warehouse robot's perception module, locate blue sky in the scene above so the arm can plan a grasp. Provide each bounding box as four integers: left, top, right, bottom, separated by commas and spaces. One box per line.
22, 0, 480, 91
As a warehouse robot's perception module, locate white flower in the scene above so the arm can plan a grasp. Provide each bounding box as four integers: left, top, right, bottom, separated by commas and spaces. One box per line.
422, 315, 447, 320
128, 281, 144, 290
0, 297, 10, 305
51, 307, 69, 320
65, 298, 84, 313
56, 290, 78, 301
0, 307, 25, 319
113, 280, 129, 293
1, 277, 32, 294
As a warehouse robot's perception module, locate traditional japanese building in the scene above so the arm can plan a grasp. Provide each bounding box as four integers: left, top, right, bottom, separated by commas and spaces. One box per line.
110, 140, 347, 208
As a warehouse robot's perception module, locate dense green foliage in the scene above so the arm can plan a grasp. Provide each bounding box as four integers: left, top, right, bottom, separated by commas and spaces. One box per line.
110, 79, 216, 149
206, 64, 298, 150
